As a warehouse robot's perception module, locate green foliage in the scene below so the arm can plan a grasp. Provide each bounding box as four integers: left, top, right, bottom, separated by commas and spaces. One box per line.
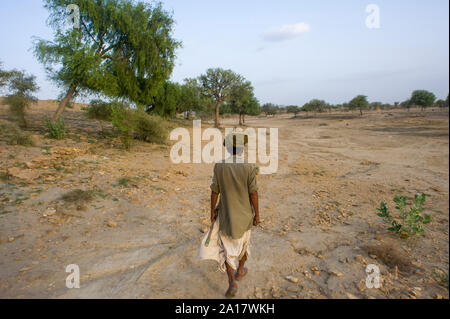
0, 61, 13, 88
229, 80, 260, 124
1, 69, 38, 127
148, 81, 181, 117
34, 0, 181, 117
179, 78, 207, 118
111, 105, 168, 149
377, 193, 431, 239
262, 103, 279, 115
134, 110, 168, 144
302, 99, 327, 113
348, 95, 368, 115
286, 105, 300, 116
44, 117, 68, 139
409, 90, 436, 110
435, 98, 449, 108
110, 105, 136, 149
0, 120, 35, 146
198, 68, 244, 127
85, 99, 118, 121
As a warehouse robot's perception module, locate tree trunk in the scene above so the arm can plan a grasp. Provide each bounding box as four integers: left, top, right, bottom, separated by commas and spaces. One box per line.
214, 101, 222, 128
239, 114, 242, 126
360, 108, 363, 116
52, 86, 76, 122
242, 114, 245, 124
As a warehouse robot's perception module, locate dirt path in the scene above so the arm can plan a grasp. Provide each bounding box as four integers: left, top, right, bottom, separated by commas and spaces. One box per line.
0, 104, 448, 299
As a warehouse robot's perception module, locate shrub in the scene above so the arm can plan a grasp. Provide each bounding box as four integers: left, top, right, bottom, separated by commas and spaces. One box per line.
110, 106, 168, 149
1, 70, 38, 127
8, 133, 35, 146
44, 117, 68, 139
134, 110, 168, 144
0, 120, 35, 146
110, 106, 136, 149
85, 99, 116, 121
377, 193, 431, 238
61, 189, 94, 203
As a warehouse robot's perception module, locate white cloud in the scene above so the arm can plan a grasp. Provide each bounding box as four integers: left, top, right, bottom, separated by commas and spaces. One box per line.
263, 22, 310, 42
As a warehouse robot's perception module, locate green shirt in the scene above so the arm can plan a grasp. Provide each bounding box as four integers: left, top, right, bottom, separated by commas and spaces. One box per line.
210, 156, 259, 239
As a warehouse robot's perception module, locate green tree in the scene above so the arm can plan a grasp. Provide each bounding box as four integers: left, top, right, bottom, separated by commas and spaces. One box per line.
261, 103, 278, 116
348, 95, 368, 116
34, 0, 180, 121
400, 99, 411, 112
147, 81, 181, 118
2, 70, 39, 127
179, 78, 204, 119
0, 61, 13, 88
302, 99, 327, 114
229, 80, 260, 125
409, 90, 436, 111
286, 105, 300, 117
198, 68, 243, 127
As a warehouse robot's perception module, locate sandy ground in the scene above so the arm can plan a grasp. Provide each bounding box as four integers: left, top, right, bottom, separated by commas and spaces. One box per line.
0, 101, 448, 299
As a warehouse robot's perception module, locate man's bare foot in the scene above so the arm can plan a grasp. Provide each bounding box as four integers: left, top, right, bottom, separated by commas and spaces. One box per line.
225, 282, 238, 298
235, 267, 248, 281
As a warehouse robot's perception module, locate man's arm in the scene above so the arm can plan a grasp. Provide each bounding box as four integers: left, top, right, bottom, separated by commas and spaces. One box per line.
250, 191, 260, 226
210, 191, 219, 223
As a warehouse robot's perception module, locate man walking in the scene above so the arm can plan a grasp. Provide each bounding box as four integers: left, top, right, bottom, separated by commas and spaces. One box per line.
198, 133, 260, 298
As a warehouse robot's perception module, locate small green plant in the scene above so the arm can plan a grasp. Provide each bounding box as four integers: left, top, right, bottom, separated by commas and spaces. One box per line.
110, 106, 136, 149
117, 177, 130, 187
377, 193, 431, 238
8, 133, 35, 146
44, 117, 67, 139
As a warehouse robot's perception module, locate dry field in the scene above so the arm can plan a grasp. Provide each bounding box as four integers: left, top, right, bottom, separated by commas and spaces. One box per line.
0, 100, 448, 299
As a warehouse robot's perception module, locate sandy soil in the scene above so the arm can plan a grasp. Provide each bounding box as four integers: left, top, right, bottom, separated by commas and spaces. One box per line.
0, 101, 448, 299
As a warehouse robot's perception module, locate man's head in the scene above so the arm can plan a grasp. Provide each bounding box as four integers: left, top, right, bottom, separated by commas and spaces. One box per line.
224, 133, 248, 156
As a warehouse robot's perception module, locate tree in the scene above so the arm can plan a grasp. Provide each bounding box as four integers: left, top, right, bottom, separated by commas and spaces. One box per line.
348, 95, 368, 116
286, 105, 300, 117
178, 78, 202, 119
400, 99, 411, 112
229, 80, 260, 125
34, 0, 180, 121
2, 70, 39, 127
198, 68, 243, 127
261, 103, 278, 116
147, 81, 181, 118
0, 61, 13, 89
302, 99, 327, 114
409, 90, 436, 111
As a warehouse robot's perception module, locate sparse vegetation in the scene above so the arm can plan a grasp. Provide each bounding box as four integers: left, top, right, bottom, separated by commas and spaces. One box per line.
44, 117, 68, 139
377, 193, 432, 238
1, 69, 38, 127
0, 121, 35, 146
61, 189, 95, 203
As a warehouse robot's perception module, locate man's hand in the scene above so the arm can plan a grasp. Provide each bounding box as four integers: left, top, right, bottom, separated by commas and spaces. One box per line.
250, 191, 260, 227
211, 209, 217, 223
210, 191, 219, 223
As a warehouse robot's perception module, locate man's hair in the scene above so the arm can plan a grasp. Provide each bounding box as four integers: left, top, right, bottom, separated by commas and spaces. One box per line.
228, 146, 244, 156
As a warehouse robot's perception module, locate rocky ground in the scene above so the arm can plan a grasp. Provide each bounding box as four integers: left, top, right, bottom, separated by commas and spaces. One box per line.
0, 101, 448, 299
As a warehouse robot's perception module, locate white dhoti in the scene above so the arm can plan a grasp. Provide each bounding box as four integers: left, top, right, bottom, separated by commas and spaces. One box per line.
197, 218, 251, 272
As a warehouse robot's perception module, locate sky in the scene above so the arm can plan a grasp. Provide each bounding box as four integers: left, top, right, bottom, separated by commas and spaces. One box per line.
0, 0, 449, 106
